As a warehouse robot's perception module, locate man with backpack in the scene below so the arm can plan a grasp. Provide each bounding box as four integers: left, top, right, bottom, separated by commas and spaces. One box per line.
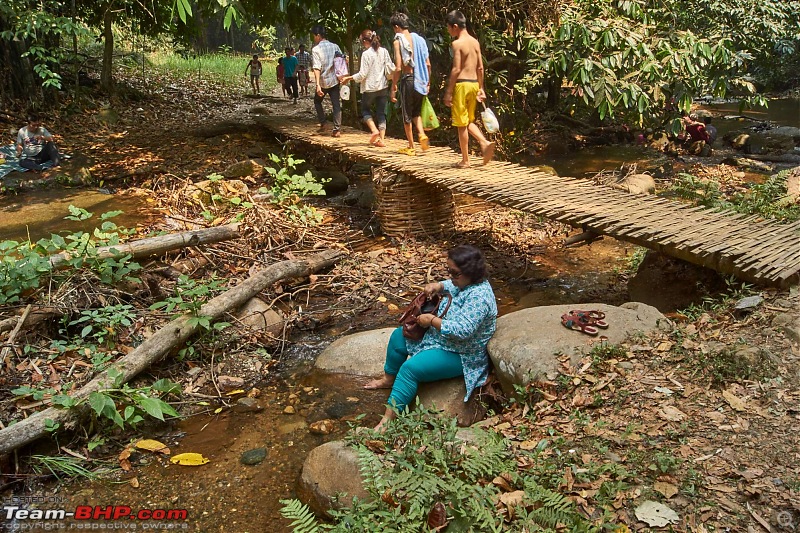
311, 25, 343, 137
389, 12, 431, 156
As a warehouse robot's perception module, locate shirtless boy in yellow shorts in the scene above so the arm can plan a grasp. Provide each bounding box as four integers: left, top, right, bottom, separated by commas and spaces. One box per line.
443, 10, 495, 168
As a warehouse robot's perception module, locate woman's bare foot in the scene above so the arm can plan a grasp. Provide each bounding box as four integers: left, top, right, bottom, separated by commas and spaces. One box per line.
452, 161, 470, 169
373, 408, 397, 432
364, 375, 395, 390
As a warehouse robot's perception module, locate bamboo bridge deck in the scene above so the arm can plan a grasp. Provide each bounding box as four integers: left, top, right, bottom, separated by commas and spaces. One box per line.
254, 115, 800, 286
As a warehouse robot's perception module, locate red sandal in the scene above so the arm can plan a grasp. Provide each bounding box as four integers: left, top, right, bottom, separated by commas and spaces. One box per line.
561, 313, 599, 336
569, 310, 608, 329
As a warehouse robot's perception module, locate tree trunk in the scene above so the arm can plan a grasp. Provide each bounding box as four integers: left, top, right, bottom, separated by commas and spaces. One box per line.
0, 250, 346, 456
48, 223, 240, 269
546, 76, 561, 109
101, 5, 115, 93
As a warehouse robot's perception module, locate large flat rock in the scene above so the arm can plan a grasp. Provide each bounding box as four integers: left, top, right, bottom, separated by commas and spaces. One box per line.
488, 302, 670, 391
315, 328, 483, 426
315, 327, 394, 376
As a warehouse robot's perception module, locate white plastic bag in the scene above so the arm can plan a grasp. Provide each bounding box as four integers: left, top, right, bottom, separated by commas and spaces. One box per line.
481, 103, 499, 133
340, 84, 350, 101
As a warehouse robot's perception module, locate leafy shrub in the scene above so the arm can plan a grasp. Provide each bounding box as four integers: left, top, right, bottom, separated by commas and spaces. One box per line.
281, 406, 607, 531
670, 169, 800, 222
260, 154, 328, 225
0, 207, 141, 304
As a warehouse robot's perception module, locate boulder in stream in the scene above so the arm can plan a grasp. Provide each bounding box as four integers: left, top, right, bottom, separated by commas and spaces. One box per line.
488, 303, 670, 392
235, 297, 285, 337
611, 173, 656, 194
315, 328, 485, 426
223, 159, 264, 179
296, 440, 369, 517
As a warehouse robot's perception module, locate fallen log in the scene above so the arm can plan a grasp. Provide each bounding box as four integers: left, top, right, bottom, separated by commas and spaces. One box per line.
0, 249, 346, 455
564, 230, 603, 247
0, 307, 60, 334
48, 223, 240, 269
742, 153, 800, 164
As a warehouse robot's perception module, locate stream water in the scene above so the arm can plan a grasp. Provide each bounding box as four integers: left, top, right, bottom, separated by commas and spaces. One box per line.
7, 97, 798, 532
0, 189, 153, 242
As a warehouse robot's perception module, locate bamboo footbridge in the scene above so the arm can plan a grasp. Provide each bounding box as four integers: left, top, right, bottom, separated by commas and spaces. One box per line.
254, 115, 800, 286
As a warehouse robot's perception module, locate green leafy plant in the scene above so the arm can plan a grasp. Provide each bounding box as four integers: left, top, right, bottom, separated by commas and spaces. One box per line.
150, 274, 230, 331
650, 451, 681, 476
670, 169, 800, 222
0, 239, 53, 304
281, 405, 605, 531
260, 154, 328, 225
85, 367, 180, 430
588, 342, 626, 367
68, 304, 136, 348
0, 208, 144, 305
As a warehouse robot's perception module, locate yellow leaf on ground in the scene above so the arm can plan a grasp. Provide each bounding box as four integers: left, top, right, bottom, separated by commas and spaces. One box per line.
377, 296, 387, 302
170, 453, 209, 466
225, 389, 246, 396
135, 439, 169, 454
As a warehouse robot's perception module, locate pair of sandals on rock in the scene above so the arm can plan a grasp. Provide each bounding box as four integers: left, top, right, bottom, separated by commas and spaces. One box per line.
561, 309, 608, 336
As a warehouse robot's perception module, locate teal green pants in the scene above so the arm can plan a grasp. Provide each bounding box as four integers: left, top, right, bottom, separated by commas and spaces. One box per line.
385, 327, 464, 412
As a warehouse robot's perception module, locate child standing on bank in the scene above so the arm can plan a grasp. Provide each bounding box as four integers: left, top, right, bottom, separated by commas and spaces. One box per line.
276, 57, 286, 96
245, 54, 263, 95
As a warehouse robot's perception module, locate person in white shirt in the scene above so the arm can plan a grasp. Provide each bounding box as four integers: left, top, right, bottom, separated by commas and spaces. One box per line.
15, 114, 60, 171
339, 29, 392, 147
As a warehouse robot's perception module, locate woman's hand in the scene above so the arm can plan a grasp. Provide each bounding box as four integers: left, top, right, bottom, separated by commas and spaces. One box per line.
417, 313, 436, 328
423, 282, 442, 296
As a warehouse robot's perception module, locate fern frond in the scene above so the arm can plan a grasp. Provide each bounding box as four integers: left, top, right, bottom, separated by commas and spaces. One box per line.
279, 499, 320, 533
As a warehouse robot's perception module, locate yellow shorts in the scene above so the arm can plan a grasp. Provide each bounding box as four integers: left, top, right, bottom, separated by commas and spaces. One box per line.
451, 81, 479, 127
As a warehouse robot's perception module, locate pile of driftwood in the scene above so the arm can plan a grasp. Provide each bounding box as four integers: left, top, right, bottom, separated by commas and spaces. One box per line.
0, 222, 345, 455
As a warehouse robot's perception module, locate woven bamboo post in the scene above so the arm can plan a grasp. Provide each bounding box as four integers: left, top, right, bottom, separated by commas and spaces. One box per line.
373, 167, 455, 238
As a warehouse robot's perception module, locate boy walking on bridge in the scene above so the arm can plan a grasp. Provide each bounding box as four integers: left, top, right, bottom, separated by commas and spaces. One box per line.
444, 10, 495, 168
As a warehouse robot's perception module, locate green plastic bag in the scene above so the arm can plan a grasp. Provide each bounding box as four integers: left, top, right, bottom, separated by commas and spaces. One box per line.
420, 96, 439, 131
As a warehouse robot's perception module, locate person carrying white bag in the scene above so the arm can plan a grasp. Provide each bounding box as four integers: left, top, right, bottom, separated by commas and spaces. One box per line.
443, 10, 496, 168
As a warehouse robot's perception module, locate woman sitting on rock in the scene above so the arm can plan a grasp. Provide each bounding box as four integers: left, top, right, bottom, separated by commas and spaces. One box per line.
365, 245, 497, 431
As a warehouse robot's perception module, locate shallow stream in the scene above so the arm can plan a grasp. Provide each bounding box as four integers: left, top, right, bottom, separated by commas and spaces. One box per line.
6, 96, 798, 532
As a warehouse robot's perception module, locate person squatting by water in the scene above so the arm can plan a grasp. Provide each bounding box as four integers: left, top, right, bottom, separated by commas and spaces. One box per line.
245, 54, 262, 95
16, 114, 61, 171
338, 29, 393, 148
390, 12, 431, 156
311, 25, 344, 137
365, 245, 498, 432
444, 10, 495, 168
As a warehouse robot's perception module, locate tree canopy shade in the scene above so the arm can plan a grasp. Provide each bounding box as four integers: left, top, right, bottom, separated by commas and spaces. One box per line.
514, 0, 800, 128
0, 0, 243, 99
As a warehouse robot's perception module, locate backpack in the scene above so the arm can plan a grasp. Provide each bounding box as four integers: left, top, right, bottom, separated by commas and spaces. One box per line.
334, 53, 349, 77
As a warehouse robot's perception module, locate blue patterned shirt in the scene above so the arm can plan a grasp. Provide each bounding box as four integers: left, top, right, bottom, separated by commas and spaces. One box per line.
406, 279, 497, 401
